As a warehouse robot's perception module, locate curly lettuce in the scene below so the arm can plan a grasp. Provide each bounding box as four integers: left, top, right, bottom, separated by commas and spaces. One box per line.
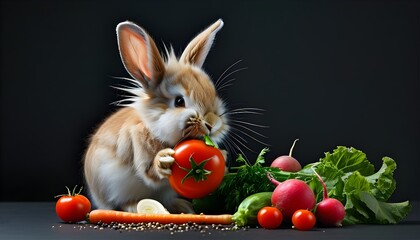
313, 146, 411, 224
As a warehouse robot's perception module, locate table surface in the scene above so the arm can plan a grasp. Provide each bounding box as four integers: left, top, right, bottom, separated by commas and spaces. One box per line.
0, 201, 419, 240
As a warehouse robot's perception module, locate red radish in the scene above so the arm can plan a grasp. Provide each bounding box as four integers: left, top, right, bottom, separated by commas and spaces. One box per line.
267, 172, 316, 221
271, 139, 302, 172
313, 168, 346, 227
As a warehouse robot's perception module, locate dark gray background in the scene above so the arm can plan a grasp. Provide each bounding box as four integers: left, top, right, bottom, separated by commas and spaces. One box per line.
1, 0, 419, 202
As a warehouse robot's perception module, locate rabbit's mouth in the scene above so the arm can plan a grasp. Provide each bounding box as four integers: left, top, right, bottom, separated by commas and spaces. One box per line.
182, 117, 210, 139
180, 113, 227, 145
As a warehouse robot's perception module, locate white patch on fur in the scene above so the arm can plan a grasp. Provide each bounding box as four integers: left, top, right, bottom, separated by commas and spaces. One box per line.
99, 159, 152, 206
153, 108, 196, 145
115, 126, 132, 160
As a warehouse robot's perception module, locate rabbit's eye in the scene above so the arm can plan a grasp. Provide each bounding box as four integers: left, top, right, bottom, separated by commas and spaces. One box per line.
174, 96, 185, 108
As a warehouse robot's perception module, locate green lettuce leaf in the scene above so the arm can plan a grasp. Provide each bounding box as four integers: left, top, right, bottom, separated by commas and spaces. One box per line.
321, 146, 375, 175
342, 171, 374, 224
365, 157, 397, 201
319, 147, 411, 225
344, 171, 371, 193
308, 162, 345, 203
341, 168, 411, 224
358, 191, 411, 224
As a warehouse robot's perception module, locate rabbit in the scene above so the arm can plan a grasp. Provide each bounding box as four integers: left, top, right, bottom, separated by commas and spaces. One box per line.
83, 19, 229, 213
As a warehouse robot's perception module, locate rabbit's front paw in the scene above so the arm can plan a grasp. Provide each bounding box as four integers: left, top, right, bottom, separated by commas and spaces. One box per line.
155, 148, 175, 178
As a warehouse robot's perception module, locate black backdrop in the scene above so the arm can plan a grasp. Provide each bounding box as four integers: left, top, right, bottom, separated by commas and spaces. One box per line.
1, 0, 419, 202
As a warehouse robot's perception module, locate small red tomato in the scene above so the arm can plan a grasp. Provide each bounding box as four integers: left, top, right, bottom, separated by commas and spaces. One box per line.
292, 209, 316, 231
169, 138, 225, 199
55, 186, 91, 222
257, 206, 283, 229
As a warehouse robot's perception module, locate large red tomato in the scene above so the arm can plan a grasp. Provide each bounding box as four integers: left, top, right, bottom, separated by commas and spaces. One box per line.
55, 186, 91, 222
169, 139, 225, 199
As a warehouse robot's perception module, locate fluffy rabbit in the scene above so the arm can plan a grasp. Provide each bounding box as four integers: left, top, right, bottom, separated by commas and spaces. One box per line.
84, 19, 229, 213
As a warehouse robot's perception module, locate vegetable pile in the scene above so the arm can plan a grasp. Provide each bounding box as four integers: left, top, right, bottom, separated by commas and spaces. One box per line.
55, 138, 411, 231
194, 146, 411, 225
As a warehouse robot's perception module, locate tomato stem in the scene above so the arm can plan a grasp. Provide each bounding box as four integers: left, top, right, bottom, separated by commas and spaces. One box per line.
179, 154, 213, 183
66, 186, 72, 195
75, 186, 84, 195
54, 186, 84, 198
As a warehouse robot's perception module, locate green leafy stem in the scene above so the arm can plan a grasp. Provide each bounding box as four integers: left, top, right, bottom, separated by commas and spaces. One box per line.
178, 155, 213, 184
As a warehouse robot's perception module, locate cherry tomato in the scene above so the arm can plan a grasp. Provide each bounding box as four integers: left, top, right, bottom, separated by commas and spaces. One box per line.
169, 139, 225, 199
292, 209, 316, 231
55, 186, 91, 222
257, 207, 283, 229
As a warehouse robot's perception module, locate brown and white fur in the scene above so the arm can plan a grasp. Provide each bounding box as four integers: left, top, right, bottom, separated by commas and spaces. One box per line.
83, 19, 228, 213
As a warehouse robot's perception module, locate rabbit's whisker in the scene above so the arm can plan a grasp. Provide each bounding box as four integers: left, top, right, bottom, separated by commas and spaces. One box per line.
230, 119, 269, 129
215, 59, 243, 88
230, 125, 270, 147
215, 60, 248, 92
111, 76, 142, 88
230, 122, 268, 139
220, 107, 266, 117
216, 67, 248, 91
217, 105, 269, 165
223, 134, 251, 165
217, 78, 236, 91
108, 77, 144, 106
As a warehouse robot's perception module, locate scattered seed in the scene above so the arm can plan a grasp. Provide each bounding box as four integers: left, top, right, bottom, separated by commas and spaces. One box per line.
88, 221, 245, 234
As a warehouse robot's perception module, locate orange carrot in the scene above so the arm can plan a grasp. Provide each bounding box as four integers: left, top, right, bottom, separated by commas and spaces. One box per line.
88, 209, 234, 225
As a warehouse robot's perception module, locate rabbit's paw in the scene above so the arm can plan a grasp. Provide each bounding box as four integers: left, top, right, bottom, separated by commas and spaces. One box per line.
155, 148, 175, 178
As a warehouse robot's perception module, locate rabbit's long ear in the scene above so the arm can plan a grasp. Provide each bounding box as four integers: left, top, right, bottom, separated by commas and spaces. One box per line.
180, 19, 224, 68
117, 21, 165, 89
